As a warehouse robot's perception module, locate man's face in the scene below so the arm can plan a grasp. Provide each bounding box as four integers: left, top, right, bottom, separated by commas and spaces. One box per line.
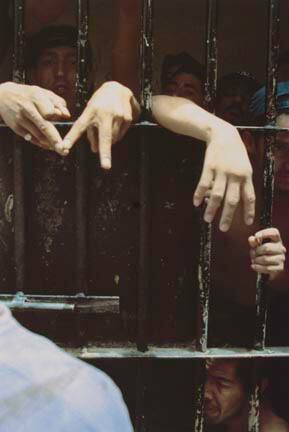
204, 360, 247, 425
32, 46, 77, 113
163, 70, 203, 106
216, 82, 251, 125
274, 114, 289, 192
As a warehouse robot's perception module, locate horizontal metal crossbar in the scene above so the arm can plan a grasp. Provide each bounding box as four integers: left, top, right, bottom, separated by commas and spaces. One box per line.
0, 292, 119, 313
1, 121, 289, 133
67, 345, 289, 360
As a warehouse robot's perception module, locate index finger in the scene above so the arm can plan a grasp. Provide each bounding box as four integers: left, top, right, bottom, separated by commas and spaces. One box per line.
98, 116, 113, 169
24, 104, 63, 151
62, 107, 92, 151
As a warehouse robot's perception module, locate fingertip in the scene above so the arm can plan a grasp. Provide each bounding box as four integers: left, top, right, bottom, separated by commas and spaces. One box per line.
193, 197, 201, 207
101, 157, 112, 170
62, 138, 72, 150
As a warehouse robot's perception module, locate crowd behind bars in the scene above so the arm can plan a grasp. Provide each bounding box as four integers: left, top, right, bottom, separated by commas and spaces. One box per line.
0, 0, 289, 431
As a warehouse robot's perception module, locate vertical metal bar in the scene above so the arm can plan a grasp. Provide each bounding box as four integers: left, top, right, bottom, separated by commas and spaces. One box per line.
196, 0, 218, 353
248, 359, 261, 432
137, 0, 154, 353
193, 360, 206, 432
254, 0, 280, 350
75, 0, 89, 294
135, 359, 150, 432
13, 0, 26, 293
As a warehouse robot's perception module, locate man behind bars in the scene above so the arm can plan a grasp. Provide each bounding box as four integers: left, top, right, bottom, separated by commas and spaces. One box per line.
0, 20, 256, 233
204, 358, 289, 432
209, 83, 289, 347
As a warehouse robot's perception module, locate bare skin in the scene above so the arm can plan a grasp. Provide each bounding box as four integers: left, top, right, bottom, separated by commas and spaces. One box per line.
205, 360, 289, 432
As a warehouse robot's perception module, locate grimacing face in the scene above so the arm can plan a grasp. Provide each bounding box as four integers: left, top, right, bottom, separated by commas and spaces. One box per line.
204, 360, 247, 425
274, 113, 289, 192
31, 46, 77, 114
164, 70, 203, 106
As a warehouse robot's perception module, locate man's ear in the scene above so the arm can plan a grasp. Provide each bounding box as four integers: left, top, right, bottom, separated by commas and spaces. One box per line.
240, 130, 256, 156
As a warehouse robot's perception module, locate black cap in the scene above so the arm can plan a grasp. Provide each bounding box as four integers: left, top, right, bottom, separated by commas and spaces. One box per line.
161, 52, 204, 88
25, 25, 92, 68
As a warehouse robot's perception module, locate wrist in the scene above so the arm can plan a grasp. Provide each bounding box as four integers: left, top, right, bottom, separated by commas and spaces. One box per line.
206, 121, 238, 146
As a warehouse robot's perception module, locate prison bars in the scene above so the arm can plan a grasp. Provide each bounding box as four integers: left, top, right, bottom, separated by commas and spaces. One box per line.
13, 0, 26, 294
75, 0, 89, 294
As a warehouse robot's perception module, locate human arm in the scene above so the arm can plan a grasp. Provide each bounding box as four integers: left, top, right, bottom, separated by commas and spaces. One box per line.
249, 228, 286, 279
61, 81, 140, 168
112, 0, 142, 95
152, 95, 255, 231
0, 82, 70, 153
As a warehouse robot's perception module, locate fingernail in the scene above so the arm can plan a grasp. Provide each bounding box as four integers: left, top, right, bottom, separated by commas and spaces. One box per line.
193, 197, 201, 207
246, 217, 254, 225
204, 214, 213, 224
101, 157, 111, 169
251, 264, 256, 270
220, 223, 229, 232
63, 139, 71, 149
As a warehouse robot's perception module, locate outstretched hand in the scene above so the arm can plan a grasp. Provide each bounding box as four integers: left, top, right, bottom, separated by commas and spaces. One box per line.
0, 82, 70, 154
60, 81, 140, 168
194, 125, 255, 232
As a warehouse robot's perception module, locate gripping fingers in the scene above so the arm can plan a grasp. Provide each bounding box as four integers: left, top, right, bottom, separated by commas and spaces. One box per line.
242, 178, 256, 226
252, 254, 285, 266
203, 172, 227, 224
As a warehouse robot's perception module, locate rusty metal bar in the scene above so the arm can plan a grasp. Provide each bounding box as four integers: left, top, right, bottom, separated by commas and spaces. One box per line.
248, 359, 262, 432
135, 359, 150, 432
193, 360, 206, 432
75, 0, 89, 294
254, 0, 280, 351
67, 345, 289, 360
197, 0, 218, 353
12, 0, 26, 294
0, 292, 119, 313
137, 0, 154, 353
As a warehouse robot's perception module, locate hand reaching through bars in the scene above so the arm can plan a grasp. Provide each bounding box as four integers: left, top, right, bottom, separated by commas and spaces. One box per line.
61, 81, 140, 168
249, 228, 286, 279
194, 124, 255, 232
152, 95, 256, 231
0, 82, 71, 154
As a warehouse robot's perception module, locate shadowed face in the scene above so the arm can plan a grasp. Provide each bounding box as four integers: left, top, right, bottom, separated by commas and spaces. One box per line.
32, 46, 77, 114
163, 68, 203, 105
216, 82, 252, 125
204, 360, 247, 425
274, 114, 289, 192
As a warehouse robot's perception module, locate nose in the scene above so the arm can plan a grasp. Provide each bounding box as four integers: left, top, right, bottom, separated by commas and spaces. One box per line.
56, 60, 65, 77
204, 380, 214, 401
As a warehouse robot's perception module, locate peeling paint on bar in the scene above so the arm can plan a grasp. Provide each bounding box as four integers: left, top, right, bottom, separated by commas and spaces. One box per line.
75, 0, 89, 294
197, 0, 218, 354
254, 0, 280, 351
13, 0, 26, 294
0, 293, 119, 313
137, 0, 154, 355
140, 0, 154, 115
66, 346, 289, 360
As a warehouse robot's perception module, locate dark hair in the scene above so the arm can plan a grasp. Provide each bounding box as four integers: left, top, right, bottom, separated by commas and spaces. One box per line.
25, 25, 92, 69
161, 52, 204, 90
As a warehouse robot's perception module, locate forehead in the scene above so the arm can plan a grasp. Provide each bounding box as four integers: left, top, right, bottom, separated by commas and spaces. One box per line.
39, 46, 77, 58
207, 360, 238, 379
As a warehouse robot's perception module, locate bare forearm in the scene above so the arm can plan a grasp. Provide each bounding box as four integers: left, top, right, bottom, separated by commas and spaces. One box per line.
112, 0, 142, 95
152, 95, 238, 143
